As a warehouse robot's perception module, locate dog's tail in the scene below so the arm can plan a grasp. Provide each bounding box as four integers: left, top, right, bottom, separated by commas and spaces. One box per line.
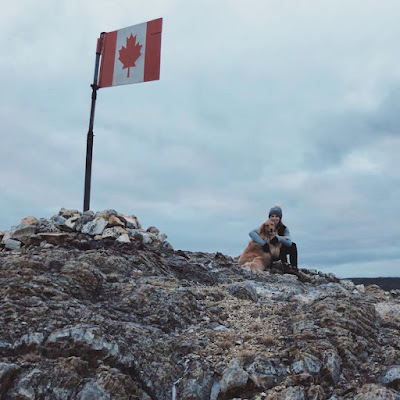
241, 257, 266, 273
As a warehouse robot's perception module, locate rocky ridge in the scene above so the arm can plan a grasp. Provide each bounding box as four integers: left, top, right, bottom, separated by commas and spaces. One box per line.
0, 209, 400, 400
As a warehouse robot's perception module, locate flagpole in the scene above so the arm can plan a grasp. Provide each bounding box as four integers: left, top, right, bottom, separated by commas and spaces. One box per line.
83, 33, 105, 212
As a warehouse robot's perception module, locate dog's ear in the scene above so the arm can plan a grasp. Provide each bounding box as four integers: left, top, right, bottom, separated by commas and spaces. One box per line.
260, 222, 267, 236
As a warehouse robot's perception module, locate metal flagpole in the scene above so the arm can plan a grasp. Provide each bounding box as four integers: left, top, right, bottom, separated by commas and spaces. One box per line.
83, 33, 105, 212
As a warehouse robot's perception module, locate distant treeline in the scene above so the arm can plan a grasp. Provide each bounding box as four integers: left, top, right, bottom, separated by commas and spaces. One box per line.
348, 277, 400, 291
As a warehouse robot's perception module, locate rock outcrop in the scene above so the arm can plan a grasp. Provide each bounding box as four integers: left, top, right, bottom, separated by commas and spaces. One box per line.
0, 209, 400, 400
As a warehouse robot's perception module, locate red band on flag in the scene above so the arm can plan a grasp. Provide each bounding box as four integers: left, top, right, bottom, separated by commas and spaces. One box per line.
98, 30, 117, 88
144, 18, 163, 82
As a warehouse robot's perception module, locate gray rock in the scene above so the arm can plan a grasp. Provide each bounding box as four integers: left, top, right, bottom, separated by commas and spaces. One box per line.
321, 349, 341, 384
65, 215, 80, 230
45, 325, 121, 360
76, 380, 110, 400
102, 227, 126, 239
75, 214, 94, 232
83, 210, 95, 217
1, 230, 11, 244
116, 233, 130, 243
381, 365, 400, 389
20, 216, 40, 225
247, 356, 287, 390
340, 279, 356, 290
219, 359, 249, 394
0, 363, 20, 396
4, 238, 21, 250
10, 368, 42, 400
53, 215, 67, 227
146, 226, 160, 234
227, 281, 258, 302
291, 353, 322, 375
81, 217, 108, 235
10, 224, 38, 244
119, 214, 141, 229
58, 209, 81, 219
17, 332, 45, 349
178, 361, 214, 400
95, 209, 118, 219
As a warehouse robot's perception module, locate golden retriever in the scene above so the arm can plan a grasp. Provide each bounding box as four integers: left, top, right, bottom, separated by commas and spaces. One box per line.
239, 220, 281, 273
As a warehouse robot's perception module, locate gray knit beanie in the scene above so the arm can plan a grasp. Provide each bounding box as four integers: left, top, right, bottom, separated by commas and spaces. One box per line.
269, 205, 282, 219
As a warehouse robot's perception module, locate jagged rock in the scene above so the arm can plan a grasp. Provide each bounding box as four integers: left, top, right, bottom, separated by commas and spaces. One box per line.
95, 209, 118, 219
177, 361, 214, 400
147, 226, 160, 234
366, 284, 387, 298
53, 215, 67, 229
227, 281, 259, 302
340, 279, 355, 290
381, 366, 400, 390
75, 213, 94, 232
356, 284, 366, 293
163, 240, 174, 250
321, 349, 341, 385
81, 217, 108, 235
76, 380, 110, 400
247, 356, 287, 390
10, 224, 38, 244
116, 233, 130, 243
64, 215, 81, 230
38, 217, 59, 233
291, 353, 322, 375
58, 208, 81, 219
20, 216, 39, 225
0, 230, 11, 244
102, 226, 127, 239
119, 214, 141, 229
219, 359, 249, 394
3, 238, 21, 250
107, 215, 124, 227
0, 363, 20, 396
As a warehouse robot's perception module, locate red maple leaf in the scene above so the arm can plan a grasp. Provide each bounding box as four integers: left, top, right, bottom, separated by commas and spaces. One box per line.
118, 34, 142, 78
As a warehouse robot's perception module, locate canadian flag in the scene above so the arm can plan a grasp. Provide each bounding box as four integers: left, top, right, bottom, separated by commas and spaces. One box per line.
98, 18, 162, 88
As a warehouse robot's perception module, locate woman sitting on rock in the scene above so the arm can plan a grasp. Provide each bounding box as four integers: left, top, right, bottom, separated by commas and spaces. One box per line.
249, 205, 298, 268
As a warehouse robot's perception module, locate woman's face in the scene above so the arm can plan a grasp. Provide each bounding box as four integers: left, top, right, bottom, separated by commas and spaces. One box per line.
269, 214, 281, 226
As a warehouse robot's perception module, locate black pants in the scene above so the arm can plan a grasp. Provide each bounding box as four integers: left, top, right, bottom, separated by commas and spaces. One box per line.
280, 242, 298, 267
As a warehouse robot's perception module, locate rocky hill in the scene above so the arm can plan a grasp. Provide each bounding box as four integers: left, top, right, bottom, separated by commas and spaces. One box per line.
1, 209, 400, 400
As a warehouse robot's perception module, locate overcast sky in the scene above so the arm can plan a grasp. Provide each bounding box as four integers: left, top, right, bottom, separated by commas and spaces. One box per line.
1, 0, 399, 278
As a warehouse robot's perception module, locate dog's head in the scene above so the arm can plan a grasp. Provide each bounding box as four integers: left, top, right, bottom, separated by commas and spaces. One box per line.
259, 219, 277, 239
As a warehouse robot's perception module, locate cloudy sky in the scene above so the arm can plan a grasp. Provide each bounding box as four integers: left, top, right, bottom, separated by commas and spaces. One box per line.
1, 0, 399, 278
